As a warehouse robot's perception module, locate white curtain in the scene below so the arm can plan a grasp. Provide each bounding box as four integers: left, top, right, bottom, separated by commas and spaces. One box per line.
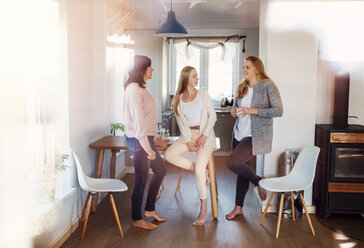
172, 35, 243, 60
0, 1, 69, 245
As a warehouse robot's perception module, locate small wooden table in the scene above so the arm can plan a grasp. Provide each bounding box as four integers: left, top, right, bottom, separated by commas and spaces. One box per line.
89, 135, 220, 218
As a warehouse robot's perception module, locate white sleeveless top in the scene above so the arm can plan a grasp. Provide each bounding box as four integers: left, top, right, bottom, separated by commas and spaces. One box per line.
180, 93, 203, 126
234, 86, 253, 141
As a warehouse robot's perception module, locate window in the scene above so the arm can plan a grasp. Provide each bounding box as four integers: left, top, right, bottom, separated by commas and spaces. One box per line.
170, 40, 240, 101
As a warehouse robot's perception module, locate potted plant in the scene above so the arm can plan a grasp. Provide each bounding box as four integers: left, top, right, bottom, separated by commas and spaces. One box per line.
110, 122, 124, 136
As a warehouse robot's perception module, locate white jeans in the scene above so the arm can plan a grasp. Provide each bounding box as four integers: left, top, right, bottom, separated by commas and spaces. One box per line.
164, 129, 213, 199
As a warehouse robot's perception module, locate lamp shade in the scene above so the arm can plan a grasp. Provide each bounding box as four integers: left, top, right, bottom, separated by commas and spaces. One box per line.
155, 11, 189, 37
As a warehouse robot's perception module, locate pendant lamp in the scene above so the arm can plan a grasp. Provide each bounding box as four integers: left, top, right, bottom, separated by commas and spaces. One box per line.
155, 0, 189, 37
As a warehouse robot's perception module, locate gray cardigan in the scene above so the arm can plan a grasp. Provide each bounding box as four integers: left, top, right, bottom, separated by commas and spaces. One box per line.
233, 80, 283, 155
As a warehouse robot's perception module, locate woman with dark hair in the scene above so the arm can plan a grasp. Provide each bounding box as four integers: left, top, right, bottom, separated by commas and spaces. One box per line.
124, 55, 167, 230
225, 56, 283, 220
164, 66, 217, 226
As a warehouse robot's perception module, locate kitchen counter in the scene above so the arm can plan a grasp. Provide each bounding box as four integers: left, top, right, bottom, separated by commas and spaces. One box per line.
214, 107, 232, 114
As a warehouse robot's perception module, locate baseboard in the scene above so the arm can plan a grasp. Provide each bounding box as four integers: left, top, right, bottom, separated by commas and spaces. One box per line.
49, 216, 81, 248
49, 167, 129, 248
260, 204, 316, 214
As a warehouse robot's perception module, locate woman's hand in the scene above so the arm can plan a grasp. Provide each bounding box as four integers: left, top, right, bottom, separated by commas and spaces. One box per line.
147, 149, 156, 160
196, 135, 207, 149
231, 107, 237, 117
186, 141, 198, 152
154, 137, 168, 149
236, 107, 259, 117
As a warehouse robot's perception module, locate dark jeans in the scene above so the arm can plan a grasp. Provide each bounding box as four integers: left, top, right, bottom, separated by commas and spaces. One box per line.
227, 137, 261, 207
126, 136, 167, 221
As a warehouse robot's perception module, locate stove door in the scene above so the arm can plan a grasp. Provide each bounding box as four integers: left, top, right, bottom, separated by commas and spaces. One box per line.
330, 144, 364, 182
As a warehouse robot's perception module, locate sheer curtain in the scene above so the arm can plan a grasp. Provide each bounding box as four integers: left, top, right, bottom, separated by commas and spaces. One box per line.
170, 36, 241, 100
0, 0, 69, 244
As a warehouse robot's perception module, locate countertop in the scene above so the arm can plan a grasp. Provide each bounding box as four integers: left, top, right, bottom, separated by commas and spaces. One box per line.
215, 107, 232, 114
164, 107, 232, 114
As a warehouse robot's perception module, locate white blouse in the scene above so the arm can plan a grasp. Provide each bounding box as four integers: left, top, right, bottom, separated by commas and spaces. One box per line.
180, 93, 203, 126
234, 86, 253, 141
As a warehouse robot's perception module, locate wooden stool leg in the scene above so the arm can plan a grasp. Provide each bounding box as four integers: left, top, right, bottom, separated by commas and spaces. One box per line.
276, 193, 285, 238
161, 181, 165, 191
214, 171, 218, 198
109, 193, 124, 238
208, 155, 218, 219
80, 192, 90, 227
175, 168, 184, 196
260, 192, 275, 224
300, 192, 315, 236
82, 194, 93, 240
291, 191, 295, 221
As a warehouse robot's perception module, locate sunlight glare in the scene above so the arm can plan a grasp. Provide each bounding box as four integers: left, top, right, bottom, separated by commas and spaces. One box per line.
266, 1, 364, 63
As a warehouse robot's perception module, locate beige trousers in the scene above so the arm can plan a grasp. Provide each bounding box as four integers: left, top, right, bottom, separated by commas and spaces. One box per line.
164, 129, 213, 199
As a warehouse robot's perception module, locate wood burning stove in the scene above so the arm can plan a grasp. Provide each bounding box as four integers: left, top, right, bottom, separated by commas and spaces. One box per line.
314, 124, 364, 218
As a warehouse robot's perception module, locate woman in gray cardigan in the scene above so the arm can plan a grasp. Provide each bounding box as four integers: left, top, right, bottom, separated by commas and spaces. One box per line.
225, 56, 283, 220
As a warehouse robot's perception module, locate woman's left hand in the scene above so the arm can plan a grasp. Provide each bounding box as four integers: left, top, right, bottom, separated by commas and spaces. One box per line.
196, 135, 207, 149
237, 107, 259, 117
154, 137, 168, 149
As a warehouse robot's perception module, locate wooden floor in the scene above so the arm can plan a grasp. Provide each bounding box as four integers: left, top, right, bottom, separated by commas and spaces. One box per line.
62, 157, 364, 248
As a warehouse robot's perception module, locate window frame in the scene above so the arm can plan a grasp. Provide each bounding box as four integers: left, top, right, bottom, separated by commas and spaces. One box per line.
168, 39, 242, 104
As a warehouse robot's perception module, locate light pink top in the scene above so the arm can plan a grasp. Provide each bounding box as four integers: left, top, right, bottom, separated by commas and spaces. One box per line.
123, 83, 157, 153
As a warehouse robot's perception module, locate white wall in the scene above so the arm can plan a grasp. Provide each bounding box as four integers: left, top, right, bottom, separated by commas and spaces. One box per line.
315, 59, 364, 125
133, 31, 164, 121
68, 0, 127, 189
348, 61, 364, 125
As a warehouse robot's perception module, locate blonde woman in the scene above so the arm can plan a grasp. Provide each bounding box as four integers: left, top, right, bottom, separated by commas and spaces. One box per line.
225, 56, 283, 220
164, 66, 217, 226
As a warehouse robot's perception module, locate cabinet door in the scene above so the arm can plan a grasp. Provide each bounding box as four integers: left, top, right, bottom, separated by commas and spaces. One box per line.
214, 113, 236, 151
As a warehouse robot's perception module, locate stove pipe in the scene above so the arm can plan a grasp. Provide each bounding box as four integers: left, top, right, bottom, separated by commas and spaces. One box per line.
333, 73, 350, 128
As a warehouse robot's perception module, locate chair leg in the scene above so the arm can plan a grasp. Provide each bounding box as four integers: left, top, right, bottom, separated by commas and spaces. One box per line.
175, 168, 184, 196
82, 194, 93, 240
276, 193, 285, 238
161, 181, 165, 191
109, 193, 124, 238
80, 192, 90, 227
260, 192, 275, 224
300, 192, 315, 236
291, 191, 295, 221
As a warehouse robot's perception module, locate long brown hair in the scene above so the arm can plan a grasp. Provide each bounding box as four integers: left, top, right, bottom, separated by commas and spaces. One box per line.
172, 66, 196, 116
124, 55, 151, 89
236, 56, 270, 98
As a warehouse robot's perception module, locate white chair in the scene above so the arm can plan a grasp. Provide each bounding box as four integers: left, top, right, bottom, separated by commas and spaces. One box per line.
72, 150, 128, 240
259, 146, 320, 238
